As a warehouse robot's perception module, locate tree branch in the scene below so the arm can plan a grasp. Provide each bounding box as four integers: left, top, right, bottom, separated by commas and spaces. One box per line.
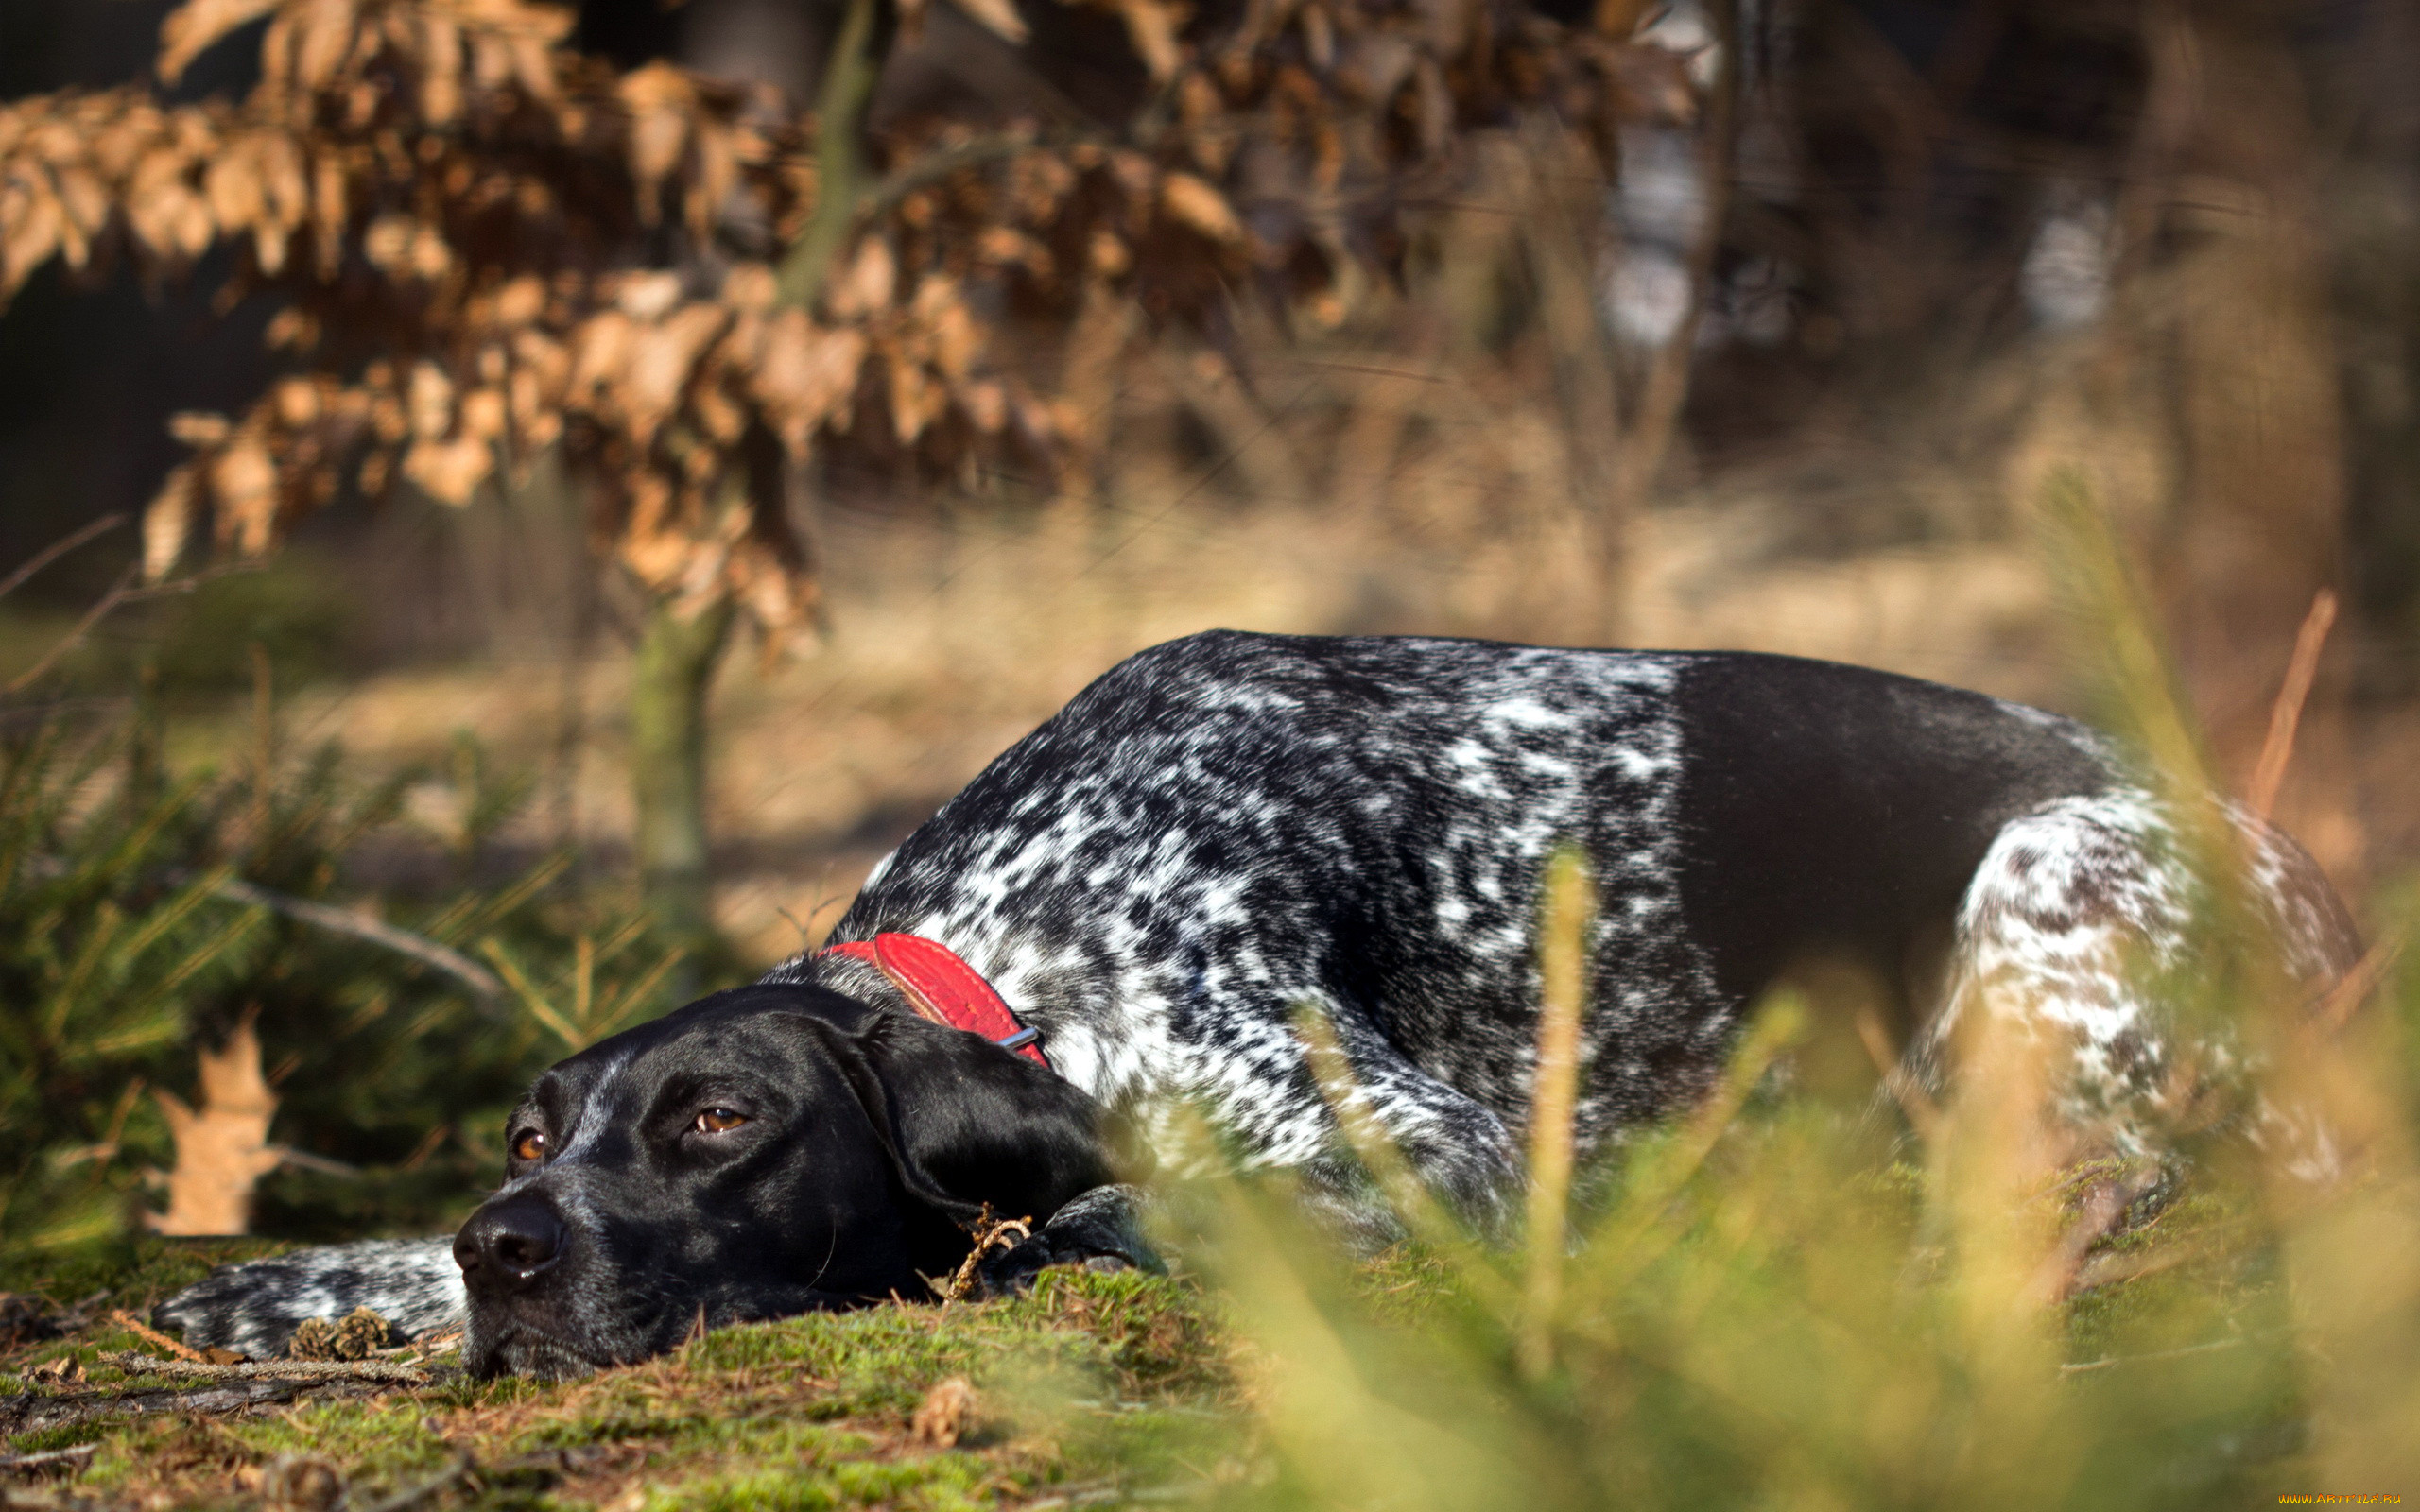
210, 877, 506, 1002
0, 515, 126, 603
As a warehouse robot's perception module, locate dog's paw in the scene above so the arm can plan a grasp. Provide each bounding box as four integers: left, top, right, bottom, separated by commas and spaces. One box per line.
153, 1238, 466, 1360
975, 1185, 1163, 1297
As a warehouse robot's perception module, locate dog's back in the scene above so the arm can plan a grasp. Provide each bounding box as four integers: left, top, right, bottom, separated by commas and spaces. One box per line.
797, 631, 2354, 1174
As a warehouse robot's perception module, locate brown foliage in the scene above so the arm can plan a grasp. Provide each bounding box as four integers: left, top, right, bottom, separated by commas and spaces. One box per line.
0, 0, 1693, 645
147, 1016, 282, 1237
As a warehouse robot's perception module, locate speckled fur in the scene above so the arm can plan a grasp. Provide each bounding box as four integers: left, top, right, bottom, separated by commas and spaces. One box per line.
764, 632, 1717, 1231
158, 630, 2360, 1354
1927, 788, 2359, 1161
153, 1239, 464, 1358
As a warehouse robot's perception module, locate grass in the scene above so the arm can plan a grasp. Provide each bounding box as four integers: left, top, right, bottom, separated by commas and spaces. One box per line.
0, 1134, 2372, 1512
0, 1263, 1246, 1509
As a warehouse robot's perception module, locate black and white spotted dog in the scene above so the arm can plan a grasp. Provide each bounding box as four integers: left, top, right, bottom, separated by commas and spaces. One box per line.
158, 631, 2358, 1376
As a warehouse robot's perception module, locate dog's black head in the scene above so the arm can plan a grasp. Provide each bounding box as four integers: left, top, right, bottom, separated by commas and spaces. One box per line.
453, 983, 1110, 1379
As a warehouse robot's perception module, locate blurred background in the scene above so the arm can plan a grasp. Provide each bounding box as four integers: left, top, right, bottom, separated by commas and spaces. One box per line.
1, 0, 2415, 1248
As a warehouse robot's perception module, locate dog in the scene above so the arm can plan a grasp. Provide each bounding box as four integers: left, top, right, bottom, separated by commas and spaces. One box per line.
157, 630, 2360, 1376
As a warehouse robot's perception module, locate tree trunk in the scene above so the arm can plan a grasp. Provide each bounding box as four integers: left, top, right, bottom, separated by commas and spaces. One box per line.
631, 592, 736, 949
776, 0, 895, 309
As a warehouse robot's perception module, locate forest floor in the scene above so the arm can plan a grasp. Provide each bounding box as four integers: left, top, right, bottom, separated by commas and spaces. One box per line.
0, 1246, 1243, 1511
0, 1172, 2288, 1512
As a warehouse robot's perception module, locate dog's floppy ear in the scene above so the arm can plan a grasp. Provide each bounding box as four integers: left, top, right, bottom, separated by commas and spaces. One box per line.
812, 1014, 1115, 1226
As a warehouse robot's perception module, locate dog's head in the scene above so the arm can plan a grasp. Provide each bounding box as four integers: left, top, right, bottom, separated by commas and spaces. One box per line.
453, 983, 1110, 1379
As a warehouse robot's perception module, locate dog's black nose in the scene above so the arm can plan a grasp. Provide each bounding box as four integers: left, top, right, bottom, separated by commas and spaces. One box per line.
455, 1199, 566, 1288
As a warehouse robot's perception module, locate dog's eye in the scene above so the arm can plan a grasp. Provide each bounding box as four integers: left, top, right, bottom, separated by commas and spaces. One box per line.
510, 1130, 546, 1163
694, 1108, 749, 1134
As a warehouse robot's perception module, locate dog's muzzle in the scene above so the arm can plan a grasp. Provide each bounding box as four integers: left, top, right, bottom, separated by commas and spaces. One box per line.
455, 1194, 610, 1379
454, 1194, 567, 1290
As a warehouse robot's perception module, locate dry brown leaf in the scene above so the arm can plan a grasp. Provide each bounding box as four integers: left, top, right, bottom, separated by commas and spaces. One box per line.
406, 359, 455, 439
619, 301, 730, 446
619, 64, 695, 225
202, 144, 266, 241
0, 173, 62, 298
912, 276, 982, 379
889, 354, 942, 444
976, 225, 1054, 280
271, 376, 321, 427
1160, 172, 1244, 243
53, 161, 113, 237
752, 311, 867, 454
493, 274, 548, 328
126, 145, 201, 260
147, 1017, 284, 1237
959, 377, 1009, 433
420, 11, 464, 123
827, 237, 896, 318
159, 0, 284, 85
510, 31, 560, 103
143, 464, 201, 582
169, 410, 233, 448
310, 149, 347, 277
469, 30, 514, 91
459, 386, 508, 439
685, 118, 737, 234
950, 0, 1029, 44
569, 309, 635, 398
616, 269, 683, 320
910, 1377, 979, 1448
404, 435, 493, 504
362, 213, 416, 271
211, 438, 282, 555
293, 0, 361, 92
1114, 0, 1184, 82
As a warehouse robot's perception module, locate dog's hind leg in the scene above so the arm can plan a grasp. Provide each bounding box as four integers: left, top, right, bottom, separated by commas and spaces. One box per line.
1287, 1008, 1529, 1248
1921, 789, 2360, 1163
154, 1237, 464, 1360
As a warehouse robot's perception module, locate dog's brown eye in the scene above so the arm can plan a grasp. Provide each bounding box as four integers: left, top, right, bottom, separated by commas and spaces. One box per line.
510, 1130, 546, 1163
694, 1108, 749, 1134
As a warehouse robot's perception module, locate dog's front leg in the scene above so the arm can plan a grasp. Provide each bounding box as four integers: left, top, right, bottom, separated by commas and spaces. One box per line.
975, 1184, 1163, 1295
153, 1237, 466, 1359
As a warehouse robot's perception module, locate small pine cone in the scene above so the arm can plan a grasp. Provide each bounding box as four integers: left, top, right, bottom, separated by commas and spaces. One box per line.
286, 1307, 393, 1361
910, 1376, 979, 1448
328, 1306, 394, 1360
285, 1316, 339, 1361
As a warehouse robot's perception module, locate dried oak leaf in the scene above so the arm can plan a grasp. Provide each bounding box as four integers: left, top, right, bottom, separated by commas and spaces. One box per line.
159, 0, 284, 85
1159, 172, 1245, 244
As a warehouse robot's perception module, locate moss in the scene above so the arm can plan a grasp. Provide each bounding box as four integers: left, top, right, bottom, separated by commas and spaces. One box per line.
4, 1263, 1248, 1508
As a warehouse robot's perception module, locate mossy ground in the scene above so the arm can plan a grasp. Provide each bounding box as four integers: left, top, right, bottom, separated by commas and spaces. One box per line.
0, 1174, 2272, 1512
0, 1248, 1251, 1510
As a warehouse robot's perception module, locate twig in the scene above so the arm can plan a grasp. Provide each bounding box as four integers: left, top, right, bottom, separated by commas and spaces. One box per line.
17, 855, 507, 1003
1854, 1004, 1941, 1141
5, 566, 136, 694
97, 1351, 430, 1384
108, 1310, 203, 1363
2030, 1164, 2165, 1305
2060, 1333, 2253, 1375
941, 1209, 1033, 1301
0, 515, 126, 602
2063, 1222, 2246, 1296
211, 877, 505, 1001
0, 1442, 98, 1474
2311, 934, 2404, 1034
2246, 588, 2338, 821
0, 1377, 330, 1434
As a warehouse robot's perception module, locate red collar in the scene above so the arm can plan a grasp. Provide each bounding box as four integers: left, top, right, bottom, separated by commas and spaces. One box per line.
817, 933, 1048, 1068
